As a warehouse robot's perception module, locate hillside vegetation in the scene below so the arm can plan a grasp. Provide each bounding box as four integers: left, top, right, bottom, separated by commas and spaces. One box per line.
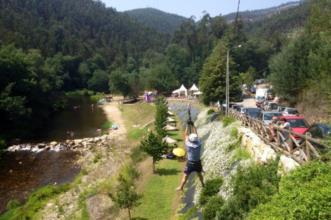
126, 8, 188, 34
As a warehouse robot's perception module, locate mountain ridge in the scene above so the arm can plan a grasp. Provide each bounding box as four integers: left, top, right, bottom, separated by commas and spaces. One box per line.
125, 7, 188, 34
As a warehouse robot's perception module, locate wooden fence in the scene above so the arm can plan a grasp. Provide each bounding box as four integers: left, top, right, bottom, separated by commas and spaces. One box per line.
229, 110, 326, 164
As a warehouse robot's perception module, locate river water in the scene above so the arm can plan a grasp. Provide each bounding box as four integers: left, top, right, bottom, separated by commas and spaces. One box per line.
0, 96, 107, 215
34, 96, 107, 142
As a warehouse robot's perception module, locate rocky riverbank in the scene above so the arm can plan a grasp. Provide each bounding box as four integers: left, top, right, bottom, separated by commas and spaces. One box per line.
6, 135, 113, 153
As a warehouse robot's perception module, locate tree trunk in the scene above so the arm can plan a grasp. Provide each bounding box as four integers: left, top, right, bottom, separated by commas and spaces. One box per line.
128, 208, 131, 220
152, 159, 156, 174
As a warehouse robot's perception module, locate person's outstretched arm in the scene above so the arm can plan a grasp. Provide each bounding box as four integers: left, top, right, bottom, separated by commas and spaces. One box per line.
184, 126, 189, 141
192, 125, 198, 136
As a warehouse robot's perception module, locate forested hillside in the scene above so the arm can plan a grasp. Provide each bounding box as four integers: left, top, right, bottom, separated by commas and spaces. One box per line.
125, 8, 188, 34
0, 0, 169, 140
0, 0, 329, 142
224, 1, 300, 23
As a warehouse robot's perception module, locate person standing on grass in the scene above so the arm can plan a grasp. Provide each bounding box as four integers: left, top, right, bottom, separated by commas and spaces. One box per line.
176, 122, 205, 191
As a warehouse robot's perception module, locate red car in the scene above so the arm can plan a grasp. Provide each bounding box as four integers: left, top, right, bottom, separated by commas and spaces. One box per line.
278, 116, 309, 139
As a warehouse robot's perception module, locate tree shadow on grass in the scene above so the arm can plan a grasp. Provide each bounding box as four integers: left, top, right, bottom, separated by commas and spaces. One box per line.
156, 168, 180, 176
132, 217, 148, 220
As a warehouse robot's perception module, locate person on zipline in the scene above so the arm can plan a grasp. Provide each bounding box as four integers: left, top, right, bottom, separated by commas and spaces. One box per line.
176, 121, 205, 191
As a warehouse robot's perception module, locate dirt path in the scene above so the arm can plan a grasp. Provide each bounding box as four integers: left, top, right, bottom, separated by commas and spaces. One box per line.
101, 102, 127, 139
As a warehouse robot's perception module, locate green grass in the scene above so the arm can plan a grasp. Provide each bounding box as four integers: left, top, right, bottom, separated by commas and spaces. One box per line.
0, 184, 71, 220
121, 102, 156, 142
0, 173, 84, 220
222, 116, 236, 127
231, 147, 251, 163
133, 159, 183, 220
128, 128, 148, 141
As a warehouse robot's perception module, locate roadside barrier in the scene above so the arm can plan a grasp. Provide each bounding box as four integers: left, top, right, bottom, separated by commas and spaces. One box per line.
229, 110, 324, 164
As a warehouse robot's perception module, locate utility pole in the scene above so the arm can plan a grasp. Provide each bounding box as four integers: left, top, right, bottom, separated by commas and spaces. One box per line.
226, 49, 230, 115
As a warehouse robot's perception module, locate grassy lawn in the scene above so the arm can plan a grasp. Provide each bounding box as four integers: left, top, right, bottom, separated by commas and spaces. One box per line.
121, 102, 156, 141
133, 112, 186, 220
133, 159, 184, 220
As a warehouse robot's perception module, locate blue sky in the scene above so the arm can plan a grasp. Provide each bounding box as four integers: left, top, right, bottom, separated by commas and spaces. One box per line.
102, 0, 293, 18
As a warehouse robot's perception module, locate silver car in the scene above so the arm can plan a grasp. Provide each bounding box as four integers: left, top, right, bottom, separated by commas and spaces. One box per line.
261, 112, 283, 125
282, 107, 299, 116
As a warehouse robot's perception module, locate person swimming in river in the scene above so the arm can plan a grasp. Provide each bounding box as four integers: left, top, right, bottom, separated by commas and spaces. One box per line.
176, 121, 205, 191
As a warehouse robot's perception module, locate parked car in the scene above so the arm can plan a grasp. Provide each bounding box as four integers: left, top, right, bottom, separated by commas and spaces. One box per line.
263, 102, 279, 111
231, 104, 243, 112
250, 86, 256, 94
277, 105, 286, 112
282, 107, 299, 116
306, 123, 331, 151
307, 124, 331, 139
266, 89, 274, 100
243, 108, 262, 119
260, 112, 283, 125
256, 96, 265, 108
278, 116, 309, 139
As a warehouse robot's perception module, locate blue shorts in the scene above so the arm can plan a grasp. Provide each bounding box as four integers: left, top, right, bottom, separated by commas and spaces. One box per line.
184, 160, 203, 175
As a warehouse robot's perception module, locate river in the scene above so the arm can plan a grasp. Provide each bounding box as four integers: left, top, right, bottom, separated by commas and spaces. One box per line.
0, 96, 107, 215
34, 96, 108, 142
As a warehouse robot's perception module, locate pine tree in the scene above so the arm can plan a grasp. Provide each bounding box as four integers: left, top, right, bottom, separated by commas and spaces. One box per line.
154, 96, 168, 137
110, 167, 141, 220
140, 132, 167, 173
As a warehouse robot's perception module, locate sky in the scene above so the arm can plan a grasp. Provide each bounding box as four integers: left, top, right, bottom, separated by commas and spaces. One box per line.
102, 0, 294, 18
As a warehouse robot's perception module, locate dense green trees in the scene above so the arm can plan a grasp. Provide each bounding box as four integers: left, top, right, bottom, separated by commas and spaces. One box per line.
199, 41, 241, 105
126, 8, 188, 35
269, 0, 331, 113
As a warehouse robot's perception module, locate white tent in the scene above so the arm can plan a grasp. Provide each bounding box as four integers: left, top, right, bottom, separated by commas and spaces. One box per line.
172, 84, 188, 97
164, 125, 178, 131
163, 136, 177, 145
189, 84, 199, 92
167, 117, 176, 122
194, 91, 203, 95
167, 111, 174, 116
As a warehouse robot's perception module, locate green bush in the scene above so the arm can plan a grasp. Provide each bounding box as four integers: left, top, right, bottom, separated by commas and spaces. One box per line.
6, 200, 20, 210
231, 147, 251, 163
0, 184, 70, 220
230, 127, 239, 138
203, 196, 224, 220
101, 121, 113, 131
154, 96, 168, 137
207, 160, 280, 220
207, 109, 215, 115
248, 161, 331, 220
223, 116, 235, 127
0, 138, 6, 151
130, 146, 147, 164
199, 177, 223, 205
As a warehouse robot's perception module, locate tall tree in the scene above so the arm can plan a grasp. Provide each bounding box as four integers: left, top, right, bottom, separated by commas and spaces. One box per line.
199, 41, 241, 105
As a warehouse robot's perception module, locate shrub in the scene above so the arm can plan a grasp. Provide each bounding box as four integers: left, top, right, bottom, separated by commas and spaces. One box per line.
230, 127, 239, 138
199, 177, 223, 205
154, 96, 168, 137
231, 147, 251, 163
6, 200, 20, 210
248, 161, 331, 220
130, 146, 147, 164
211, 160, 280, 220
223, 116, 235, 127
207, 109, 215, 115
203, 196, 224, 220
101, 121, 112, 131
